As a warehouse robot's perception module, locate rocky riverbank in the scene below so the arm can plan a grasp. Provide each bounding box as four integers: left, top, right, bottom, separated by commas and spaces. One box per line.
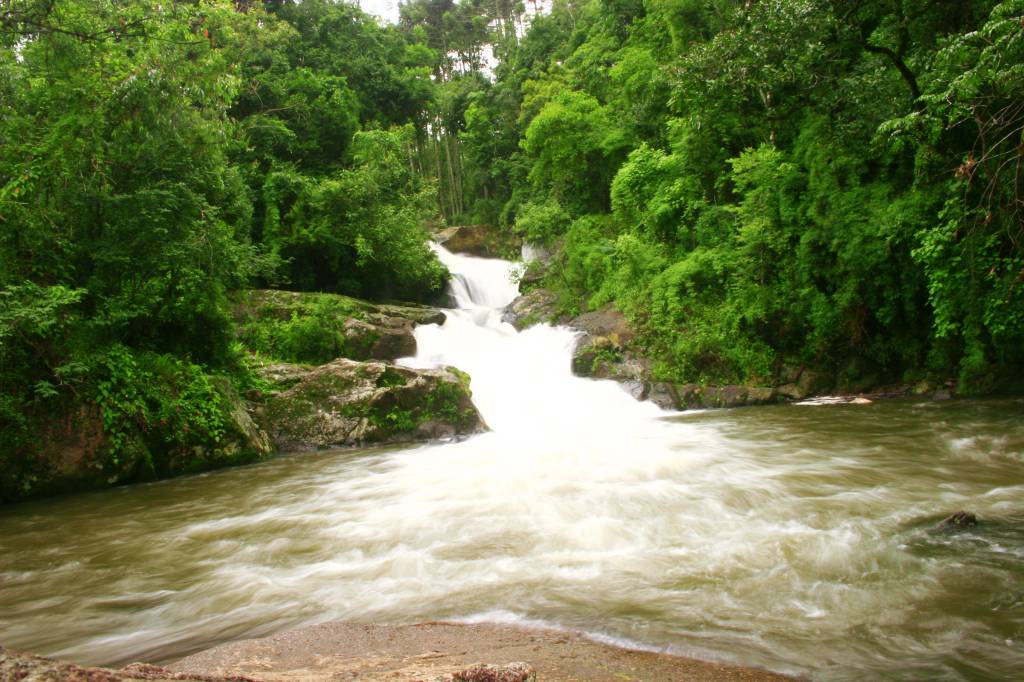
2, 287, 481, 505
502, 286, 958, 410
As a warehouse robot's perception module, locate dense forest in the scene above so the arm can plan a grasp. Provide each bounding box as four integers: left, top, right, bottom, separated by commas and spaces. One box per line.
2, 0, 1023, 498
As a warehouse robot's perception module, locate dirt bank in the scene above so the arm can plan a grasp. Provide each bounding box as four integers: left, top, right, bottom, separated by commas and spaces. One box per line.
169, 621, 799, 682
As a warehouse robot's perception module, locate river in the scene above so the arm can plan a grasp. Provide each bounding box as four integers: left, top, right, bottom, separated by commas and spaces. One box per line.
1, 246, 1022, 681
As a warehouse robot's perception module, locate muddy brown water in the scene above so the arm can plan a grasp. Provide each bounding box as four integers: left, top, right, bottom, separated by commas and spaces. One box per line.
1, 398, 1022, 681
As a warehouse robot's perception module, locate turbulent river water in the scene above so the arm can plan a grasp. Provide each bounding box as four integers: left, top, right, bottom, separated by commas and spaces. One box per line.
2, 246, 1023, 681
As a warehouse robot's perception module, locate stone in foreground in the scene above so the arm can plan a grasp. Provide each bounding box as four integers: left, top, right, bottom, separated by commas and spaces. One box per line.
442, 662, 536, 682
255, 359, 485, 451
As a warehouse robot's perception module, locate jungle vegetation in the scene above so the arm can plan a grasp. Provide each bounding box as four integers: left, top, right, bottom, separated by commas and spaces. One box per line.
1, 0, 1022, 498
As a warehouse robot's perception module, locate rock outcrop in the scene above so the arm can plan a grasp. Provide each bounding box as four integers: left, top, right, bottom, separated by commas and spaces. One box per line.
502, 294, 781, 410
435, 225, 520, 258
253, 359, 486, 451
5, 379, 273, 504
501, 289, 564, 331
233, 289, 446, 364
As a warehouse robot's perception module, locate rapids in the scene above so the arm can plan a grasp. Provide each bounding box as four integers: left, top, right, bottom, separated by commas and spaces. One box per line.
1, 246, 1022, 681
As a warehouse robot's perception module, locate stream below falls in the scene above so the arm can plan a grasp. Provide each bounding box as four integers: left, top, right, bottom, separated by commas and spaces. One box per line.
1, 246, 1023, 681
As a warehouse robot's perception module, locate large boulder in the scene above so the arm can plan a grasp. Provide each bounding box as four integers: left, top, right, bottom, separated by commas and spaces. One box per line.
435, 225, 520, 258
233, 290, 445, 364
501, 288, 564, 330
255, 359, 486, 451
569, 305, 642, 382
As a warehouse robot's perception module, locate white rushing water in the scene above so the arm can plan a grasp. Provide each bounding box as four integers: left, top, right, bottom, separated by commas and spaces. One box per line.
1, 245, 1022, 680
399, 244, 665, 436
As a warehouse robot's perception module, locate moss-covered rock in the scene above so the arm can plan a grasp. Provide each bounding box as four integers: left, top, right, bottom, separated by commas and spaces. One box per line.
1, 375, 272, 505
501, 288, 564, 330
233, 289, 445, 365
255, 359, 486, 452
435, 225, 521, 258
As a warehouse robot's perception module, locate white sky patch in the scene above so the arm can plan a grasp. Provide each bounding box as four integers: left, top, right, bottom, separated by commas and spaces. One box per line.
359, 0, 401, 24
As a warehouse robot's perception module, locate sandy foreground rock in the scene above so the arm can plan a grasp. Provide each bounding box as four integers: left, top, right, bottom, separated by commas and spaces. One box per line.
169, 622, 799, 682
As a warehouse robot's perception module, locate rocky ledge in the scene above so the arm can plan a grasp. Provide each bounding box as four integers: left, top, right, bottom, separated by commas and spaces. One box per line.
435, 225, 521, 259
251, 359, 486, 452
233, 289, 447, 364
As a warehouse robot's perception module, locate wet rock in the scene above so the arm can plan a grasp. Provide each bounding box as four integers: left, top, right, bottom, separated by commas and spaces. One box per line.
502, 288, 562, 330
435, 225, 520, 258
933, 389, 952, 401
441, 662, 537, 682
7, 377, 273, 504
208, 378, 274, 460
619, 380, 649, 401
938, 511, 978, 530
647, 382, 679, 410
256, 359, 485, 451
774, 367, 822, 401
568, 305, 650, 389
646, 383, 777, 410
851, 396, 873, 405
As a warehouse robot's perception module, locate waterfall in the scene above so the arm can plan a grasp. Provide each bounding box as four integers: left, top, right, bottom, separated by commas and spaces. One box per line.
399, 244, 664, 436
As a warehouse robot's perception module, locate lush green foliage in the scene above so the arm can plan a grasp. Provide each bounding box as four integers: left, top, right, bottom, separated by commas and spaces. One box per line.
3, 0, 1023, 499
454, 0, 1024, 390
0, 0, 459, 500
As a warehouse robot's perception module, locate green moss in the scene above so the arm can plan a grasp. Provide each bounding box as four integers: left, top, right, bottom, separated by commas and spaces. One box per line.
234, 290, 369, 364
376, 367, 408, 388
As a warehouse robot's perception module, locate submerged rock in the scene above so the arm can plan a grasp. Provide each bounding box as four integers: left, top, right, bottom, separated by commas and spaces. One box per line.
255, 359, 485, 451
938, 511, 979, 530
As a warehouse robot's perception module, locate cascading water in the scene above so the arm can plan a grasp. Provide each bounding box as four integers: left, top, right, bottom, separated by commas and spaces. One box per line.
398, 244, 665, 436
1, 246, 1022, 681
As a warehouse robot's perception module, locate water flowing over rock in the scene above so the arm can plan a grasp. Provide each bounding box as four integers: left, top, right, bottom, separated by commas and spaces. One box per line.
939, 510, 979, 530
254, 359, 485, 451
